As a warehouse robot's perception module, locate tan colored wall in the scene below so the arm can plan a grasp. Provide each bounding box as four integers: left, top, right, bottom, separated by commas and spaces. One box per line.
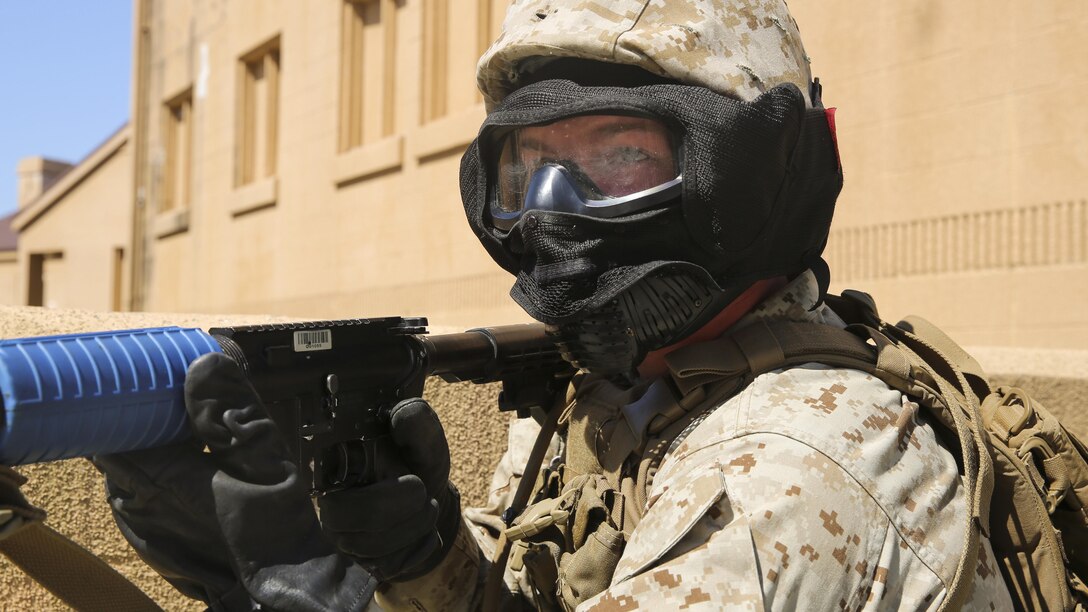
13, 139, 133, 311
788, 1, 1088, 347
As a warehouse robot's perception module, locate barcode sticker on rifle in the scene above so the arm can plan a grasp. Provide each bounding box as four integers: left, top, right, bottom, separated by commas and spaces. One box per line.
293, 329, 332, 352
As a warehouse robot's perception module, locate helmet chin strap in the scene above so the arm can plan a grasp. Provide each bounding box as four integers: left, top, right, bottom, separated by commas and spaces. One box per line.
636, 276, 787, 379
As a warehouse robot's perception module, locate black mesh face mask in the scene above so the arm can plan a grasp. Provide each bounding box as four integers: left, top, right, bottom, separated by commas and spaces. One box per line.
460, 80, 843, 379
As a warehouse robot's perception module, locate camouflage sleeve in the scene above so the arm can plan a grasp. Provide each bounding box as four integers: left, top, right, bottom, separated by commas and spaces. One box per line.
580, 366, 1014, 611
371, 514, 487, 611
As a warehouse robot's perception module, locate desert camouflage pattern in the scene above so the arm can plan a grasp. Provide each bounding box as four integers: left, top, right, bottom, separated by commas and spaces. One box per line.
372, 272, 1015, 610
477, 0, 814, 109
370, 515, 486, 611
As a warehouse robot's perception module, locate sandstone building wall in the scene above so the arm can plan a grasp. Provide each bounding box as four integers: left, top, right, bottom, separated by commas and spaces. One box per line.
119, 0, 1087, 346
789, 1, 1088, 346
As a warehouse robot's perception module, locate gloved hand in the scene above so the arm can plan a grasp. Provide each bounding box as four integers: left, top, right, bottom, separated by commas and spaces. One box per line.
318, 397, 461, 582
93, 353, 377, 611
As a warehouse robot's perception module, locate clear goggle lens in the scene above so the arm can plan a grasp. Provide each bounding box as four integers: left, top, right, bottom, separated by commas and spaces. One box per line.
495, 114, 680, 216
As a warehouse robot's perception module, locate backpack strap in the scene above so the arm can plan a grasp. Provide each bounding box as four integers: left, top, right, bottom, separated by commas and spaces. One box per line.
898, 316, 989, 394
876, 321, 993, 611
0, 466, 161, 611
0, 520, 162, 611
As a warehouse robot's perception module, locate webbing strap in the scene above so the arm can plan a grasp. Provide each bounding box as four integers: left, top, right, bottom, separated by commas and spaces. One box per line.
666, 319, 880, 391
885, 324, 994, 527
898, 315, 991, 399
0, 521, 161, 611
880, 327, 989, 611
483, 390, 570, 612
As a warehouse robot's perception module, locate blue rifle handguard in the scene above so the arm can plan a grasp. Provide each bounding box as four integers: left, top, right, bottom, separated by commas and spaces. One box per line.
0, 327, 222, 465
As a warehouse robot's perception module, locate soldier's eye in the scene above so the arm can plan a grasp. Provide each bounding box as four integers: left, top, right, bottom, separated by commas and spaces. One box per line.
603, 147, 652, 166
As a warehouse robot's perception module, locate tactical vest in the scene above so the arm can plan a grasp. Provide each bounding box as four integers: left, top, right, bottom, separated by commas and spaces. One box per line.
486, 291, 1088, 612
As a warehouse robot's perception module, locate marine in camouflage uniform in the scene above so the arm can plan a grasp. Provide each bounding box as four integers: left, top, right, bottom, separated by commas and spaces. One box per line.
370, 0, 1018, 609
86, 1, 1022, 609
375, 272, 1014, 611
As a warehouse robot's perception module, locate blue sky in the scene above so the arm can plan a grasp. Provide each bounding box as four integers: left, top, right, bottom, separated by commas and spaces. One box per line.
0, 2, 132, 216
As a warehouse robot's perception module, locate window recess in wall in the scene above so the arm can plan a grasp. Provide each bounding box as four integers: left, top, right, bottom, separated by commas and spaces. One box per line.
420, 0, 449, 125
27, 252, 63, 308
412, 0, 500, 161
234, 36, 280, 215
158, 87, 193, 237
336, 0, 405, 186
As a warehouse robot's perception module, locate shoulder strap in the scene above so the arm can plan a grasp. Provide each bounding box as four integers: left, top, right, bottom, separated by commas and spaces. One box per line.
0, 467, 161, 612
0, 521, 161, 611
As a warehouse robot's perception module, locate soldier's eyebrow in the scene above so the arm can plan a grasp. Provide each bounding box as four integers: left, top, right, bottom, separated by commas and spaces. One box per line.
591, 118, 658, 136
589, 121, 674, 152
515, 132, 560, 156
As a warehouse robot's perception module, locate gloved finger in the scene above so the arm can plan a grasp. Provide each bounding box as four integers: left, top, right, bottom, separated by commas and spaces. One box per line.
184, 352, 293, 485
387, 398, 451, 500
331, 500, 440, 559
184, 354, 340, 569
318, 475, 430, 529
101, 352, 374, 610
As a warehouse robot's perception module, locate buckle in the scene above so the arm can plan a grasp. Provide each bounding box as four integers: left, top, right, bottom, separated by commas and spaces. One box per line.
503, 509, 570, 542
0, 508, 26, 541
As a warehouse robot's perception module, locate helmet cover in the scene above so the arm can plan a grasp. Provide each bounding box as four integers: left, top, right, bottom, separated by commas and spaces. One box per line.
478, 0, 813, 109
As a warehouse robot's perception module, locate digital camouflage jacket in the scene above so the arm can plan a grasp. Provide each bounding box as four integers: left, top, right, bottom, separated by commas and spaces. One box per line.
372, 272, 1015, 611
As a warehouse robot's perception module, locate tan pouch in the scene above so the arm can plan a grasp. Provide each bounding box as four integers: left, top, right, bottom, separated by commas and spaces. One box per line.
982, 386, 1088, 611
506, 473, 627, 611
555, 474, 626, 610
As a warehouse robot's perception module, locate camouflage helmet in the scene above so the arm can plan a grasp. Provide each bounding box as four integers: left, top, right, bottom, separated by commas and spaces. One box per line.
477, 0, 814, 109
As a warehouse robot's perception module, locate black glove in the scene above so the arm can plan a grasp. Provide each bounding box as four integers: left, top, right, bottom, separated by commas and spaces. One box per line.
318, 397, 461, 582
94, 353, 377, 611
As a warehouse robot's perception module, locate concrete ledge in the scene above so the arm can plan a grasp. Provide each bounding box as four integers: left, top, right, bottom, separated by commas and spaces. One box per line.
408, 103, 485, 161
153, 208, 190, 239
230, 176, 277, 217
970, 346, 1088, 380
0, 305, 510, 610
334, 134, 404, 186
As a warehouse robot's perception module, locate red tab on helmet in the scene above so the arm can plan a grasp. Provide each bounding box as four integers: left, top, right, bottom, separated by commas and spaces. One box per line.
825, 107, 841, 171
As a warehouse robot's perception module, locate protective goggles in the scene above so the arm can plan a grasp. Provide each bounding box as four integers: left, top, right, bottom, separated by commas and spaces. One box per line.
488, 114, 682, 231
